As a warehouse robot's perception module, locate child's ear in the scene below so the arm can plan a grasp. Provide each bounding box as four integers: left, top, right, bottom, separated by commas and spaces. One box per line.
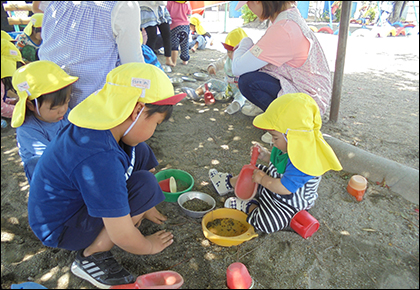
26, 99, 36, 112
131, 102, 145, 121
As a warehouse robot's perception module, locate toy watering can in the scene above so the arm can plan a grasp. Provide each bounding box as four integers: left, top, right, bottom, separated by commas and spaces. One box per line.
234, 146, 259, 201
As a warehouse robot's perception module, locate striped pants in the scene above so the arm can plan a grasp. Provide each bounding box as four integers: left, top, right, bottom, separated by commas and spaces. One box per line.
247, 163, 321, 234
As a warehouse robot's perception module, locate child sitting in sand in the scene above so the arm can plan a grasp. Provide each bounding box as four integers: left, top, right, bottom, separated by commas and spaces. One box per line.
188, 14, 212, 52
27, 63, 186, 288
11, 60, 78, 183
209, 93, 342, 233
181, 27, 248, 114
15, 13, 43, 63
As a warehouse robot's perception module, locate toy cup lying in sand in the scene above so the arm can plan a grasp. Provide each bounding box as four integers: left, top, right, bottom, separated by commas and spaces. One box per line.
290, 210, 320, 239
234, 146, 259, 201
226, 262, 254, 289
347, 175, 368, 201
110, 270, 184, 289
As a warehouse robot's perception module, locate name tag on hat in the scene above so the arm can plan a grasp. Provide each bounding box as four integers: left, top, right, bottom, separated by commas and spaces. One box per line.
17, 81, 30, 92
131, 78, 150, 90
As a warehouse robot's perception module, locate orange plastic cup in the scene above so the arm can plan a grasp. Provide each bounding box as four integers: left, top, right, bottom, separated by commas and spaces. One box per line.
347, 175, 367, 201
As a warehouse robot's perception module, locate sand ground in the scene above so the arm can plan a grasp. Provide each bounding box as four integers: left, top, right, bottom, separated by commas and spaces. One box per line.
1, 23, 419, 289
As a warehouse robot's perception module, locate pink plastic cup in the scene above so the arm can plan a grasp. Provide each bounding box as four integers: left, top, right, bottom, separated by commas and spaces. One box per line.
226, 262, 253, 289
290, 210, 320, 239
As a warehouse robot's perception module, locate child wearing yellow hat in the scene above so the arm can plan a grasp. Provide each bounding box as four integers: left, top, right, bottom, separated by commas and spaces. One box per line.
15, 13, 43, 63
189, 14, 212, 52
209, 93, 342, 234
27, 63, 186, 289
11, 60, 78, 182
181, 27, 248, 114
1, 39, 23, 122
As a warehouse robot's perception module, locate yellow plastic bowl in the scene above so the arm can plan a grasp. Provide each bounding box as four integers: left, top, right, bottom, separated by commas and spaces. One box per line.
202, 208, 258, 247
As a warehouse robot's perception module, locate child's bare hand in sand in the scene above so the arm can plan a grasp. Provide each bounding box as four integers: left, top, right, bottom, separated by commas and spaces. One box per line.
207, 66, 216, 75
145, 230, 174, 254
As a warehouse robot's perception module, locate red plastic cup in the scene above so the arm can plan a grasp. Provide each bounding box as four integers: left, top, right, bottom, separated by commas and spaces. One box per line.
290, 210, 320, 239
158, 176, 177, 193
226, 262, 253, 289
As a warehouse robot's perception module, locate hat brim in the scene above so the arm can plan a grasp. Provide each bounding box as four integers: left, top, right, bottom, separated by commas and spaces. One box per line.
253, 113, 276, 131
222, 43, 234, 51
151, 93, 187, 105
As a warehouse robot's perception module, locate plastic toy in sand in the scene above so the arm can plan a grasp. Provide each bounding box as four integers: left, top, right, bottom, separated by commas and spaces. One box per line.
317, 26, 333, 34
309, 25, 318, 33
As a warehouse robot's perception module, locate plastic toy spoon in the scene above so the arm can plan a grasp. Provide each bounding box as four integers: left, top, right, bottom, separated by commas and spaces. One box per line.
110, 270, 184, 289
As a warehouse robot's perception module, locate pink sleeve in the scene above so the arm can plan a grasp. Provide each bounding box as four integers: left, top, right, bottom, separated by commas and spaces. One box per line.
1, 82, 15, 119
250, 20, 310, 68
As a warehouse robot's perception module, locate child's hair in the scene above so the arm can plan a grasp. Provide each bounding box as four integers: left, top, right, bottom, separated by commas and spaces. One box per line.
26, 85, 72, 116
260, 1, 296, 20
145, 104, 173, 122
2, 76, 14, 93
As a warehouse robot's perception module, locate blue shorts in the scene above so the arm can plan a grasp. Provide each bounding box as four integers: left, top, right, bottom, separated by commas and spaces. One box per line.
56, 143, 164, 251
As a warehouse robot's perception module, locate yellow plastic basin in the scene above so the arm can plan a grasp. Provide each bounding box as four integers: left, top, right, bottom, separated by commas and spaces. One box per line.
202, 208, 258, 247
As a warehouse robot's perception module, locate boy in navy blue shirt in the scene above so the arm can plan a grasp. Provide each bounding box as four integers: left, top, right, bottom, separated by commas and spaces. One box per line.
28, 63, 186, 288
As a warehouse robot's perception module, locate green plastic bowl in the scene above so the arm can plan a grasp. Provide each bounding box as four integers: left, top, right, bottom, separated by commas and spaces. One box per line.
155, 169, 194, 202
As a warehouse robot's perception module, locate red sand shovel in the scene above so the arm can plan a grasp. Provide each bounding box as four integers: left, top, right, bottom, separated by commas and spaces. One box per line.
234, 146, 259, 201
204, 83, 215, 105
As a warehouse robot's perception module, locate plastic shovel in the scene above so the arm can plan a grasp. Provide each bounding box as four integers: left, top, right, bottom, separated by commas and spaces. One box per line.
234, 146, 259, 201
110, 270, 184, 289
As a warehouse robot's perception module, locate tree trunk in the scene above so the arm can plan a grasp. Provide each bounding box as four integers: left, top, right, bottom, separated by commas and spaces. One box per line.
389, 1, 408, 24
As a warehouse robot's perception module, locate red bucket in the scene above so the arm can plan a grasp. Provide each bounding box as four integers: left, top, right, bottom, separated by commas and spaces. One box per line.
290, 210, 319, 239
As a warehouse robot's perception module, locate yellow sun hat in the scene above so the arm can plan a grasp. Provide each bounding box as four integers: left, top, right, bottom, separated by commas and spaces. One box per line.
24, 13, 43, 36
68, 63, 187, 130
253, 93, 342, 176
222, 27, 248, 51
11, 60, 79, 128
190, 14, 206, 35
1, 30, 16, 42
1, 39, 23, 78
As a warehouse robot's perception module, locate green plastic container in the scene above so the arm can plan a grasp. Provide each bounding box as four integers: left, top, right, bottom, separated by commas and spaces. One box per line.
155, 169, 194, 202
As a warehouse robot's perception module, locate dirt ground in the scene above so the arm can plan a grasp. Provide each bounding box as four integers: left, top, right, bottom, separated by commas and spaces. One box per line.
1, 26, 419, 289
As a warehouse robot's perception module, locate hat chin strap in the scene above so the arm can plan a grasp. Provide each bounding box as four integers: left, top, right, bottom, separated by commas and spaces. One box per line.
123, 106, 144, 137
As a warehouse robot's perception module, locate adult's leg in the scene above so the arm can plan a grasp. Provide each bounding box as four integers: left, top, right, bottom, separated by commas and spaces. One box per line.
238, 71, 281, 111
158, 22, 172, 58
158, 22, 174, 66
145, 25, 158, 53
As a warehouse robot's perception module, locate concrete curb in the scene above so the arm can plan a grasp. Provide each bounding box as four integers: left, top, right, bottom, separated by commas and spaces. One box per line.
324, 135, 419, 205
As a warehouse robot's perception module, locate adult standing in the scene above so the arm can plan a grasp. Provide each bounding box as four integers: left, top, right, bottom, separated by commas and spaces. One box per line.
140, 1, 174, 67
232, 1, 332, 143
38, 1, 144, 109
